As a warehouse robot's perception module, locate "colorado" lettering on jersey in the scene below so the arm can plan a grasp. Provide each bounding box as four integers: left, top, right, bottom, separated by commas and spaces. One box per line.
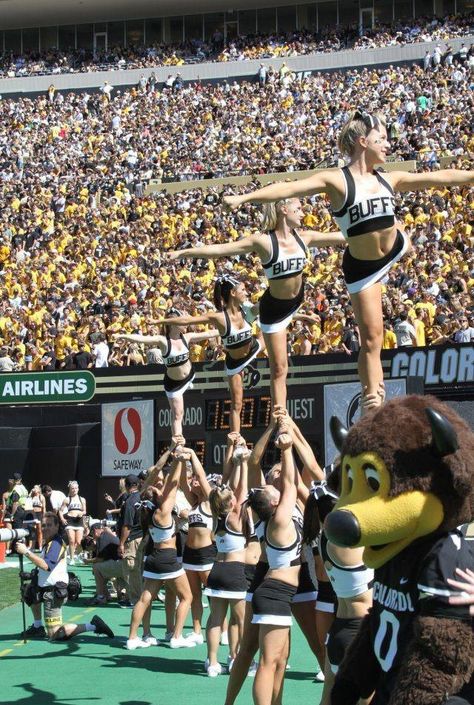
373, 581, 415, 612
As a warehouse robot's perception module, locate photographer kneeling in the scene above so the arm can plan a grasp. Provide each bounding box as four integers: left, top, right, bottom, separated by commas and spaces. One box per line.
16, 512, 114, 641
84, 520, 128, 605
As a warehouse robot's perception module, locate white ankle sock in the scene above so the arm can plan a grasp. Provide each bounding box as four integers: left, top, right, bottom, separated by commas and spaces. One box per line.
85, 623, 96, 632
33, 620, 43, 628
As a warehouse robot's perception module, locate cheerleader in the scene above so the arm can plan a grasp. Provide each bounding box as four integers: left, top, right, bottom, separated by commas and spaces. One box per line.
30, 485, 46, 550
224, 113, 474, 411
303, 471, 374, 705
168, 206, 343, 413
116, 310, 218, 436
59, 481, 86, 565
204, 439, 250, 677
158, 275, 263, 433
179, 447, 217, 644
126, 448, 194, 650
247, 411, 301, 705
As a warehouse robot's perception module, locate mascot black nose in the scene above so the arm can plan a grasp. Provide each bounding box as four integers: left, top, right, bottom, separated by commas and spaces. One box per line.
324, 510, 361, 547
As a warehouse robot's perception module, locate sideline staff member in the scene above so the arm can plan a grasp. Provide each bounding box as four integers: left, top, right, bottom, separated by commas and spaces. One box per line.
117, 474, 143, 606
16, 512, 114, 640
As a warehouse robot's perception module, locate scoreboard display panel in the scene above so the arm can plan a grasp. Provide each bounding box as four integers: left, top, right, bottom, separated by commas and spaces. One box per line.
155, 387, 324, 472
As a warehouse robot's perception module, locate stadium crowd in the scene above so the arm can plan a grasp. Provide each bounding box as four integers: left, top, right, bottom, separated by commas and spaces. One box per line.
0, 11, 472, 78
0, 58, 472, 371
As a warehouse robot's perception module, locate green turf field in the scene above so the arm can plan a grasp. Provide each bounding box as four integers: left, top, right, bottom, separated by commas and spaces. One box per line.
0, 561, 324, 705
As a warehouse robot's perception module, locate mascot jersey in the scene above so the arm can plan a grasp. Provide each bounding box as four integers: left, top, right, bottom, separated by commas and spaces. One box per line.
371, 529, 474, 705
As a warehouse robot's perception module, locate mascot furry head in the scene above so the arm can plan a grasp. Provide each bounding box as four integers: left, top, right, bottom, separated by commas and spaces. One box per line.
325, 394, 474, 568
325, 395, 474, 705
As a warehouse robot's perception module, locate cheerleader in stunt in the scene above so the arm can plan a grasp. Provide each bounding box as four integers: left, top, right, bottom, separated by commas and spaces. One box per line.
168, 205, 343, 415
223, 112, 474, 410
158, 275, 263, 433
115, 309, 219, 437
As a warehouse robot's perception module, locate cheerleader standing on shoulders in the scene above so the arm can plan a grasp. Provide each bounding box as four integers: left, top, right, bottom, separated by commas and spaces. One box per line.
126, 447, 194, 650
158, 275, 263, 433
247, 411, 302, 705
168, 207, 343, 413
179, 447, 218, 644
204, 439, 250, 677
224, 113, 474, 412
115, 310, 219, 436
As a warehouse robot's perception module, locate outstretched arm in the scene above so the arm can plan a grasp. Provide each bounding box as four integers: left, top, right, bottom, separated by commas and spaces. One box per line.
168, 236, 259, 261
388, 169, 474, 193
115, 333, 165, 347
223, 170, 341, 209
188, 330, 220, 344
153, 313, 217, 328
300, 231, 345, 247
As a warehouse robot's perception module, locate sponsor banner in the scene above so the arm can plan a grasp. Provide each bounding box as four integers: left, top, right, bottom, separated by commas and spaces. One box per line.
323, 379, 406, 465
102, 400, 154, 477
390, 345, 473, 386
0, 371, 95, 405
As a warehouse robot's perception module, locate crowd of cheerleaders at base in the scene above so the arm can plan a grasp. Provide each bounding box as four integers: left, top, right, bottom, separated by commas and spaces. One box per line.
122, 412, 474, 705
129, 412, 357, 705
116, 111, 474, 438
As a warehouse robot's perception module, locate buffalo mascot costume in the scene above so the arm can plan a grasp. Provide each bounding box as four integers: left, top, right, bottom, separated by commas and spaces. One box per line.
325, 394, 474, 705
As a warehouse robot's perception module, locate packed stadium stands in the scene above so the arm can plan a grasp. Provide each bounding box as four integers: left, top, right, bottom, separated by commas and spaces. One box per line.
0, 20, 472, 371
0, 12, 472, 78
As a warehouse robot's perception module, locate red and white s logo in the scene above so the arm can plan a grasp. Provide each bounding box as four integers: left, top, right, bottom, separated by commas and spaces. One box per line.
114, 408, 142, 454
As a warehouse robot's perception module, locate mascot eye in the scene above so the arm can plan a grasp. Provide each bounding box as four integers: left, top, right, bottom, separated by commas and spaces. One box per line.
346, 466, 354, 492
364, 466, 380, 492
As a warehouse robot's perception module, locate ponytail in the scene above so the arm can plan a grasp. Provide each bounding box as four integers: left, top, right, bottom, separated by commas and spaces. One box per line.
338, 110, 386, 157
261, 198, 293, 232
213, 275, 239, 311
261, 203, 278, 232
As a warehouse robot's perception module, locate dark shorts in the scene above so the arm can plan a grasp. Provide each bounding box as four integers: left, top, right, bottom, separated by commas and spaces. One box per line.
292, 562, 317, 603
315, 579, 337, 613
225, 337, 262, 376
143, 547, 185, 581
163, 368, 195, 399
246, 560, 269, 602
182, 543, 217, 571
259, 282, 304, 334
342, 230, 409, 294
204, 561, 247, 600
65, 515, 84, 530
252, 577, 297, 626
326, 617, 362, 674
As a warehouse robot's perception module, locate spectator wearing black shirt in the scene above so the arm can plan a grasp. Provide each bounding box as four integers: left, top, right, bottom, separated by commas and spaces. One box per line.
116, 475, 143, 606
73, 342, 94, 369
341, 321, 361, 355
85, 522, 128, 605
40, 345, 57, 371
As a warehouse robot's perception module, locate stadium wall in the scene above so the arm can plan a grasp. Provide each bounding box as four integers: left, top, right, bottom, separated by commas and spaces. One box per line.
0, 343, 472, 516
0, 35, 471, 96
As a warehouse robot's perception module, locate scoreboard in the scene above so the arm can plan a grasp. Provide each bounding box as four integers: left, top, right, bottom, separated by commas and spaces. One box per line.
155, 388, 324, 472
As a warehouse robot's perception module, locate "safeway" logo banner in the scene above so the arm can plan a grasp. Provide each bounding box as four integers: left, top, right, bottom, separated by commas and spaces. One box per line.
102, 400, 154, 477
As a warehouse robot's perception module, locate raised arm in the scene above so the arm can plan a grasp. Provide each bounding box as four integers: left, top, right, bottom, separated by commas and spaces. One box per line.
142, 436, 184, 492
222, 432, 239, 485
223, 169, 341, 208
233, 447, 249, 508
290, 420, 325, 484
189, 448, 213, 499
168, 236, 259, 261
273, 423, 297, 528
388, 169, 474, 193
249, 418, 276, 487
159, 455, 183, 514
